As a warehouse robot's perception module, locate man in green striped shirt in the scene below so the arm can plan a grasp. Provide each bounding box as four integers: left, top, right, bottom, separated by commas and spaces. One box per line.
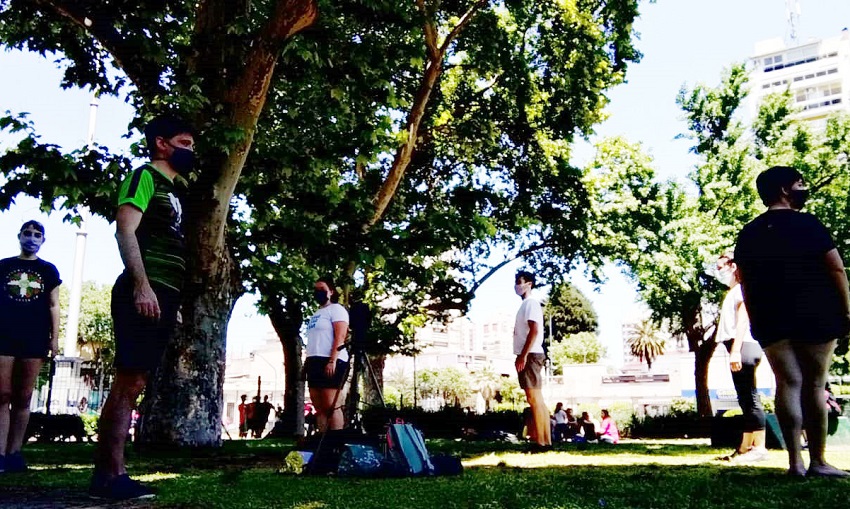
90, 116, 194, 501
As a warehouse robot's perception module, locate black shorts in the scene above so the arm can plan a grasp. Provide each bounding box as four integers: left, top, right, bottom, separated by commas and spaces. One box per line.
304, 356, 349, 389
112, 273, 181, 373
0, 333, 50, 359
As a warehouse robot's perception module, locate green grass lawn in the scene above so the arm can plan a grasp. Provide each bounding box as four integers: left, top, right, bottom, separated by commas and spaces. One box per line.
1, 439, 849, 508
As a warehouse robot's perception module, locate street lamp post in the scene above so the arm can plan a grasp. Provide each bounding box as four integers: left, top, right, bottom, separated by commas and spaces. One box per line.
250, 352, 278, 402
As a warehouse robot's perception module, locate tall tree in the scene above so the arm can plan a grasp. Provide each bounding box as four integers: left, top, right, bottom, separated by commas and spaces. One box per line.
233, 0, 643, 432
586, 64, 850, 415
545, 280, 598, 340
1, 0, 644, 441
1, 0, 318, 446
624, 319, 665, 370
549, 331, 606, 371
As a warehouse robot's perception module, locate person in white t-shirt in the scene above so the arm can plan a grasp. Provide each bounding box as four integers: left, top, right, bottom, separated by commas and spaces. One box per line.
552, 402, 568, 442
715, 253, 767, 463
513, 270, 551, 450
305, 277, 350, 432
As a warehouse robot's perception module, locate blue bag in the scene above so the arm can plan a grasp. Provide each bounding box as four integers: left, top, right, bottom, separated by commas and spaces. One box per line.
337, 444, 384, 477
386, 422, 434, 475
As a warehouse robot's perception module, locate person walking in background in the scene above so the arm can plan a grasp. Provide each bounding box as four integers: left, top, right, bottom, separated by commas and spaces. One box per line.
304, 277, 349, 432
735, 166, 850, 477
238, 394, 249, 439
0, 220, 61, 473
90, 116, 195, 499
513, 270, 551, 451
713, 252, 768, 463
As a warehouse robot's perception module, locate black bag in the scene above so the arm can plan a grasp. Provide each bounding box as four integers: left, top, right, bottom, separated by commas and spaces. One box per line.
430, 454, 463, 476
302, 429, 379, 475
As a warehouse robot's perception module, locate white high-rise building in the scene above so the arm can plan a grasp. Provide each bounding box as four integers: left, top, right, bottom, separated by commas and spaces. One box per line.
749, 30, 850, 127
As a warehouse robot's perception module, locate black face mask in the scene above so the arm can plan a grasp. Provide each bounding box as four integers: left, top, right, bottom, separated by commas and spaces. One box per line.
314, 290, 329, 305
168, 144, 195, 174
788, 188, 809, 210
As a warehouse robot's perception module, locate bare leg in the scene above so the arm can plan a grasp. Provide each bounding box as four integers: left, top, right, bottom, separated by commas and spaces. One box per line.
763, 340, 805, 476
795, 340, 848, 477
752, 429, 766, 448
94, 371, 147, 478
327, 386, 346, 431
0, 356, 14, 456
6, 358, 43, 454
525, 388, 551, 446
738, 431, 754, 454
309, 387, 344, 433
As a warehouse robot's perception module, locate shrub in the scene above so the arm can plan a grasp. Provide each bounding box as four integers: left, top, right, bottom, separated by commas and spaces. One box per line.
80, 413, 99, 438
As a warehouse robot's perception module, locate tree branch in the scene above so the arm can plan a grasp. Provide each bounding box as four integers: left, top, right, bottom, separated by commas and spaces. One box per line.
416, 0, 440, 62
363, 0, 487, 231
468, 243, 550, 296
440, 0, 488, 54
34, 0, 165, 99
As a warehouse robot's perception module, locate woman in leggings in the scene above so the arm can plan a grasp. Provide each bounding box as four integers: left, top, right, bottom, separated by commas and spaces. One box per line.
715, 253, 767, 463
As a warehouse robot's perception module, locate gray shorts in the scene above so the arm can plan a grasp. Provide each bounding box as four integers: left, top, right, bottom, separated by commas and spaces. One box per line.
517, 353, 546, 389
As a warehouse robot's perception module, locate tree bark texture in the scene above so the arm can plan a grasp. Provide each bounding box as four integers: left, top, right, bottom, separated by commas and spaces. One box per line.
137, 255, 237, 447
363, 354, 386, 409
692, 333, 718, 418
268, 297, 305, 437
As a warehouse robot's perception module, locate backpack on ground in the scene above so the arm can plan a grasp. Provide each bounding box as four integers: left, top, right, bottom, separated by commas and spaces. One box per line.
386, 421, 434, 475
337, 443, 385, 477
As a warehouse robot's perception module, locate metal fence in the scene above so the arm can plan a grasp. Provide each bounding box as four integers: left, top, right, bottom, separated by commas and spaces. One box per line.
32, 356, 113, 415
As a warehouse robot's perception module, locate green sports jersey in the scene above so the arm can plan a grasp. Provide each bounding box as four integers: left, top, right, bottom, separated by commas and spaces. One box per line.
117, 164, 187, 291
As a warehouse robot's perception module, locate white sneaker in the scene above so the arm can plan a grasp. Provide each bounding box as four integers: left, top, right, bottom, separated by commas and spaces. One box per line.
731, 447, 768, 463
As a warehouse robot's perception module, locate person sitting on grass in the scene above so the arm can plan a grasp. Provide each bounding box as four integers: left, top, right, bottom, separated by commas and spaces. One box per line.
578, 411, 600, 441
597, 409, 620, 444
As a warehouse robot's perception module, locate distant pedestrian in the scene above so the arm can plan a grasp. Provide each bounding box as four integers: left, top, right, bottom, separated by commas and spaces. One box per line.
735, 166, 850, 477
513, 270, 551, 451
0, 220, 61, 473
238, 395, 249, 438
713, 253, 767, 463
253, 395, 274, 438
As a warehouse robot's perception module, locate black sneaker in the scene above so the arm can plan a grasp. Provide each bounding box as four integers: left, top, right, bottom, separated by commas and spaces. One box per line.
4, 452, 27, 472
89, 473, 156, 500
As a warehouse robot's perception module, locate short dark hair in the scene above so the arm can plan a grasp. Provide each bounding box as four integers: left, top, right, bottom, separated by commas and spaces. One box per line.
144, 115, 195, 158
20, 220, 45, 234
317, 276, 340, 303
756, 166, 803, 206
515, 270, 536, 287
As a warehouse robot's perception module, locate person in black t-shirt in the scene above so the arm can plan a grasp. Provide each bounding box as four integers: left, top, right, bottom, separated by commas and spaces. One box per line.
0, 220, 61, 474
735, 166, 850, 478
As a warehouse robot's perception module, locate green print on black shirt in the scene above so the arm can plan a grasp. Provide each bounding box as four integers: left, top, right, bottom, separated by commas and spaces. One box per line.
117, 164, 187, 291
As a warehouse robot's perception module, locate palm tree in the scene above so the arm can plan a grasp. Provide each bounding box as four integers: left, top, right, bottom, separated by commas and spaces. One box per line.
625, 320, 666, 370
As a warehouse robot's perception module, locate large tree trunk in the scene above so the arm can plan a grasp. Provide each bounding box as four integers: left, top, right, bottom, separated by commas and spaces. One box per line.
268, 296, 305, 436
137, 252, 239, 447
692, 333, 718, 418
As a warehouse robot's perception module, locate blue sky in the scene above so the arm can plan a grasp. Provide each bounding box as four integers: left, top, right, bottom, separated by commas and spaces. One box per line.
1, 0, 849, 361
